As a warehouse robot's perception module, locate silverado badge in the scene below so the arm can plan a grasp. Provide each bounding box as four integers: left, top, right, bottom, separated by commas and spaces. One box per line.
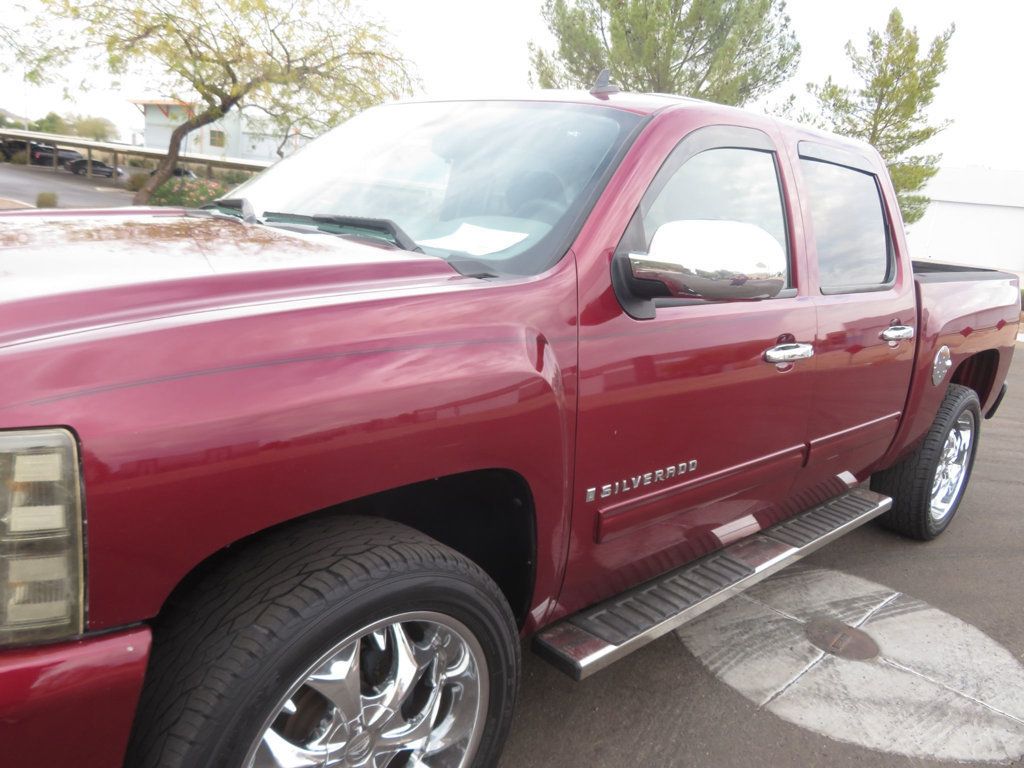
586, 460, 698, 503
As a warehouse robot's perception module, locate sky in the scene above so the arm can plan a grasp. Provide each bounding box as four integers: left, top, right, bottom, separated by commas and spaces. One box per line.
1, 0, 1021, 170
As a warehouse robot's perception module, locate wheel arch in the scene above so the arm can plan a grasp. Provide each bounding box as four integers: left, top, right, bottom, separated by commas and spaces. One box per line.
951, 349, 1000, 411
155, 468, 538, 630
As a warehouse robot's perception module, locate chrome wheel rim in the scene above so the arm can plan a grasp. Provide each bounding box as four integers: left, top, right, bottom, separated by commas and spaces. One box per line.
930, 411, 975, 522
244, 611, 488, 768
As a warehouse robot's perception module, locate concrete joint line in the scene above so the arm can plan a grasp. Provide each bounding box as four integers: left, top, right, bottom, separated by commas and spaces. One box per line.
738, 592, 803, 624
881, 657, 1024, 727
852, 591, 901, 628
760, 649, 826, 708
758, 590, 900, 709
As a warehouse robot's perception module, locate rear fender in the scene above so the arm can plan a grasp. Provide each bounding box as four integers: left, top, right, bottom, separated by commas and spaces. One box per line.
879, 275, 1019, 467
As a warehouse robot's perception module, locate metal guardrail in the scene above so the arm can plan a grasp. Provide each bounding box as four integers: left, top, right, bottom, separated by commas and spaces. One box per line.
0, 128, 273, 177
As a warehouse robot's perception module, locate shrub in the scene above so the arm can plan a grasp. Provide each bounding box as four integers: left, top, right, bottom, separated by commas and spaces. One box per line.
148, 177, 230, 207
127, 157, 151, 168
125, 173, 149, 192
36, 192, 58, 208
216, 168, 254, 185
8, 150, 28, 164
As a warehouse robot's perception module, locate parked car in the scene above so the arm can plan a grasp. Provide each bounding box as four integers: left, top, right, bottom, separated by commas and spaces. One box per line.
0, 88, 1019, 768
0, 139, 29, 160
151, 165, 198, 179
65, 158, 125, 178
29, 143, 83, 167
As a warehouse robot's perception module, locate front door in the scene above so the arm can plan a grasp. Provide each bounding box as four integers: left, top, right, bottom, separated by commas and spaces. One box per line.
560, 120, 818, 611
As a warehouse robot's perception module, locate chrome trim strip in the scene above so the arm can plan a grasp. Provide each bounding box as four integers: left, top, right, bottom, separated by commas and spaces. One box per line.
534, 488, 892, 680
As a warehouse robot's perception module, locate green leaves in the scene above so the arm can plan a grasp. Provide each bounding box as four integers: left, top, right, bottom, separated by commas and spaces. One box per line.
149, 177, 231, 207
31, 0, 415, 202
808, 9, 954, 225
529, 0, 800, 106
26, 112, 117, 141
29, 111, 69, 134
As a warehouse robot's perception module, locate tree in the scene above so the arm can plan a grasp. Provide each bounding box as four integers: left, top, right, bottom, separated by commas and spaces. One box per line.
529, 0, 800, 106
0, 25, 16, 72
807, 9, 954, 225
40, 0, 413, 203
69, 114, 118, 141
30, 111, 70, 134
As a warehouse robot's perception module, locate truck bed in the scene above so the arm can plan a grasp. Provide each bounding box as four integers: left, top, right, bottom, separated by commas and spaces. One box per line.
912, 259, 1019, 283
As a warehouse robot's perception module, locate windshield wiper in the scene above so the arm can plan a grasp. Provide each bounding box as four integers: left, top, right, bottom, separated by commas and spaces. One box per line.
201, 197, 259, 224
263, 211, 421, 252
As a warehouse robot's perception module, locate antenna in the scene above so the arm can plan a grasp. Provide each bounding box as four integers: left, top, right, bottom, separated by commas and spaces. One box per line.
590, 68, 620, 97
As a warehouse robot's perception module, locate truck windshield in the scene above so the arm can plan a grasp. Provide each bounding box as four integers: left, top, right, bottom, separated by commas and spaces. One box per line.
229, 101, 641, 275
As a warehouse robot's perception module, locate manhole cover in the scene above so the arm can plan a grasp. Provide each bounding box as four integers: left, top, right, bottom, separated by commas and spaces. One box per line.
804, 617, 879, 660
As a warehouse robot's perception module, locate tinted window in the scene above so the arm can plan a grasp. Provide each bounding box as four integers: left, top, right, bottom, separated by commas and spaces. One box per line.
801, 159, 889, 289
643, 148, 788, 254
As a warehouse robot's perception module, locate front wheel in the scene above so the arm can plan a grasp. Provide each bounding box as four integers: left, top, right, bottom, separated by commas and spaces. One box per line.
126, 516, 520, 768
871, 383, 981, 540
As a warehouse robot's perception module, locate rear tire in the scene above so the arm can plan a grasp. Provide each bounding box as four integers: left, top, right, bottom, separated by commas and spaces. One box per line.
871, 384, 981, 540
126, 516, 520, 768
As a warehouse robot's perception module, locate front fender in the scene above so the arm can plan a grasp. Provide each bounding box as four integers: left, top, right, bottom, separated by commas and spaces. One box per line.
0, 261, 579, 631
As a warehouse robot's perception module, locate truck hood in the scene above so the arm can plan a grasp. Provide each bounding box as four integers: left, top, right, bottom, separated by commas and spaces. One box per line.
0, 209, 465, 347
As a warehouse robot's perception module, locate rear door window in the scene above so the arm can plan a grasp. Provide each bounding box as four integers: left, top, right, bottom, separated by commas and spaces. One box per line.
800, 159, 891, 291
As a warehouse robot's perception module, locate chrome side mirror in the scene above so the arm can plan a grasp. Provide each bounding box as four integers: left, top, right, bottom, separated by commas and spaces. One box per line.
629, 220, 787, 301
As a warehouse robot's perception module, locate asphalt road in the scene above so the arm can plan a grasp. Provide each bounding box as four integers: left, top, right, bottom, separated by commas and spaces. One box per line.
501, 349, 1024, 768
0, 161, 134, 209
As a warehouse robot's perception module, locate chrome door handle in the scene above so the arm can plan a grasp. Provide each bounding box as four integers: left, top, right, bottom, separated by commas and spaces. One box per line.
764, 343, 815, 364
881, 325, 915, 342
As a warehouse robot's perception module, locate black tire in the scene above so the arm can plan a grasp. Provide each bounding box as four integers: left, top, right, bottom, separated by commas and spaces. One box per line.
871, 384, 981, 540
126, 515, 520, 768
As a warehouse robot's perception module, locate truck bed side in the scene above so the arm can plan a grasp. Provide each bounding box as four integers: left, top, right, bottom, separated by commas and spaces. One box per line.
880, 263, 1020, 467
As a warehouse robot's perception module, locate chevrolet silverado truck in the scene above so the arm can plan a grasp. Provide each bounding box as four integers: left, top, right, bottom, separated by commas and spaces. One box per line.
0, 88, 1019, 768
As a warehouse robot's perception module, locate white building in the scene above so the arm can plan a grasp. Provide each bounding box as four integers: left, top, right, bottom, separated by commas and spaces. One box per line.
131, 99, 303, 161
906, 167, 1024, 277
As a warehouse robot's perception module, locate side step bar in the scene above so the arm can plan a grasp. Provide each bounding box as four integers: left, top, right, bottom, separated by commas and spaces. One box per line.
534, 487, 892, 680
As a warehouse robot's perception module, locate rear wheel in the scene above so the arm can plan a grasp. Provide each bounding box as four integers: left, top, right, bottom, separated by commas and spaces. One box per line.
871, 384, 981, 540
126, 516, 520, 768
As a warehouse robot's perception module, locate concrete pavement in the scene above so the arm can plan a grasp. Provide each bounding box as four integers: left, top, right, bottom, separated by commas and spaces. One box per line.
0, 161, 134, 209
502, 351, 1024, 768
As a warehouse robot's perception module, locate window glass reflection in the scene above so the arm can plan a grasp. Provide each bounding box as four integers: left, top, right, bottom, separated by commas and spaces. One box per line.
800, 159, 889, 288
643, 148, 788, 254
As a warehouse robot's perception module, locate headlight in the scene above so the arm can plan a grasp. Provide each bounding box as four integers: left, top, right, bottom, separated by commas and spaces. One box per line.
0, 428, 84, 646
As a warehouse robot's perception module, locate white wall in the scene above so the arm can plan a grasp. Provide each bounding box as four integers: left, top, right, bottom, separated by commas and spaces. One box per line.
139, 103, 297, 162
905, 167, 1024, 277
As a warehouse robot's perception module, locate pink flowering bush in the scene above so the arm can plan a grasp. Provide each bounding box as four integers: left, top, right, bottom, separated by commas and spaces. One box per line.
149, 178, 231, 207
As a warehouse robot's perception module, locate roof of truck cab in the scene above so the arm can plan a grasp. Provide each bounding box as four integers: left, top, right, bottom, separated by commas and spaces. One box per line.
395, 89, 708, 115
393, 89, 880, 159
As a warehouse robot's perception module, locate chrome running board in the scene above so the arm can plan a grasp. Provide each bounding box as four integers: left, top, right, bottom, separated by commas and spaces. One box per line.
534, 487, 892, 680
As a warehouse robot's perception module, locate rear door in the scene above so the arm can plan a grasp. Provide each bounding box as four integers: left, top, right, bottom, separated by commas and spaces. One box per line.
793, 141, 916, 490
562, 120, 818, 610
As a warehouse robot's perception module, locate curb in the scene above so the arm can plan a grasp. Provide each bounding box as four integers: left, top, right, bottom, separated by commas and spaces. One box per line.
0, 197, 34, 210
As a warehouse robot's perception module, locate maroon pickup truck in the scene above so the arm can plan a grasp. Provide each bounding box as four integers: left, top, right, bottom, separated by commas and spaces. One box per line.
0, 89, 1019, 768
